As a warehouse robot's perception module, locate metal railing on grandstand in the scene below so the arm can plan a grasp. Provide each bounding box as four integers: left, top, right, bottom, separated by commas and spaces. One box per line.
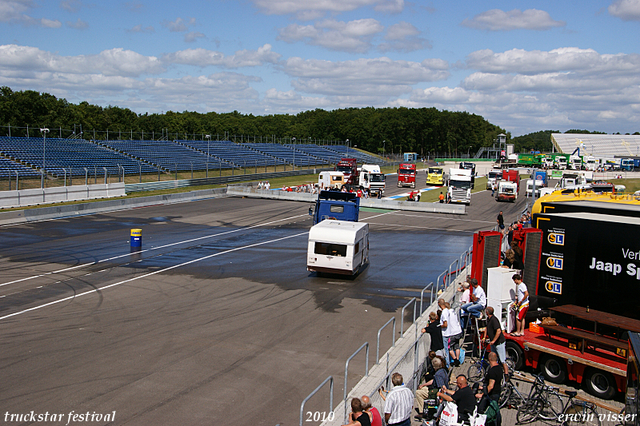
299, 245, 474, 426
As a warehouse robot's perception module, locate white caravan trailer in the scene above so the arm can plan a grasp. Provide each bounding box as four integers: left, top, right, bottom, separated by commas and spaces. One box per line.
307, 220, 369, 275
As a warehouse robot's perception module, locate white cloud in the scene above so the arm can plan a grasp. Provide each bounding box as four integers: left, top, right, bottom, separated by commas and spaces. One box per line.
0, 44, 165, 77
162, 17, 196, 32
283, 56, 449, 98
127, 24, 154, 33
608, 0, 640, 21
60, 0, 84, 13
163, 44, 281, 68
0, 0, 33, 22
40, 17, 62, 28
465, 48, 640, 76
0, 0, 62, 27
66, 18, 88, 29
184, 31, 205, 43
278, 18, 384, 53
461, 9, 565, 31
252, 0, 404, 19
379, 21, 430, 52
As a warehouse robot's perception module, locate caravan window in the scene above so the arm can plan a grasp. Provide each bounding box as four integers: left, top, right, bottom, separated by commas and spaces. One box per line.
315, 242, 347, 257
355, 240, 360, 253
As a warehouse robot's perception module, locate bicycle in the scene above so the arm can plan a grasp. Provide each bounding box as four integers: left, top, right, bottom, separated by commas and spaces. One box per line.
516, 374, 564, 424
498, 375, 527, 409
466, 338, 516, 384
559, 390, 601, 426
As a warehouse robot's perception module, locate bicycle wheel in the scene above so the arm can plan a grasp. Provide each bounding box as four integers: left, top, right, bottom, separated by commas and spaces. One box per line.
499, 383, 512, 408
563, 402, 601, 426
538, 390, 564, 421
467, 362, 486, 383
516, 398, 542, 424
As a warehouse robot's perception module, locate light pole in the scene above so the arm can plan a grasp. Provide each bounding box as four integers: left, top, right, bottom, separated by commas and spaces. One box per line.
206, 134, 211, 177
346, 139, 350, 155
383, 140, 386, 161
41, 128, 49, 172
292, 137, 296, 170
40, 128, 49, 188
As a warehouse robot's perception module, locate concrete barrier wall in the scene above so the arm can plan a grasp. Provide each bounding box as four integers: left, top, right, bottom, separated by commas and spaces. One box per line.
0, 187, 227, 226
0, 183, 126, 209
226, 187, 466, 214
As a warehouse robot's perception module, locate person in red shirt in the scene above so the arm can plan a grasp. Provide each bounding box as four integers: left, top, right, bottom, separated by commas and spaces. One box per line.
361, 395, 382, 426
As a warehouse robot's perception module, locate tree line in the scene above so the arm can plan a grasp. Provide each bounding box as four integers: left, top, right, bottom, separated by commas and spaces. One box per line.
0, 86, 509, 158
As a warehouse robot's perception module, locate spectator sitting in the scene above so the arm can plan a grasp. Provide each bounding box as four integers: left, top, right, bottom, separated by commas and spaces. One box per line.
343, 397, 371, 426
361, 395, 381, 426
459, 281, 470, 305
461, 278, 487, 322
437, 375, 477, 424
415, 357, 449, 419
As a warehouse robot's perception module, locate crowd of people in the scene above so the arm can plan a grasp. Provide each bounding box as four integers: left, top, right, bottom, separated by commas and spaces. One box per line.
342, 269, 532, 426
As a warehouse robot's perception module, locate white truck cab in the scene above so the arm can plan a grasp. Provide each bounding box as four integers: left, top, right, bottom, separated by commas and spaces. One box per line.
318, 171, 345, 190
359, 164, 385, 195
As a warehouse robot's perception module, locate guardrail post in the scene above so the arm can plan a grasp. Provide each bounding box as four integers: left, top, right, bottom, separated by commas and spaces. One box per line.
419, 282, 434, 314
299, 376, 334, 426
376, 317, 396, 363
400, 297, 416, 336
343, 342, 369, 424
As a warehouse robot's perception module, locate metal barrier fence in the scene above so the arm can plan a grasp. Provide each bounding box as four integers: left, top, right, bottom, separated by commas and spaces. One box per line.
301, 244, 474, 426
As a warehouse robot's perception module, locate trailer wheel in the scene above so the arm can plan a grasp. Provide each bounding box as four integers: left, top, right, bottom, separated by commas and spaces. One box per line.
584, 369, 617, 399
539, 354, 567, 383
505, 341, 524, 371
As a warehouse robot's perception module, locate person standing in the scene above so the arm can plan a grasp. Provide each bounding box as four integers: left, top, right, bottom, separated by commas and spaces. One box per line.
422, 311, 445, 359
439, 298, 463, 367
439, 192, 445, 203
484, 306, 509, 376
497, 211, 504, 230
383, 373, 413, 426
511, 274, 529, 336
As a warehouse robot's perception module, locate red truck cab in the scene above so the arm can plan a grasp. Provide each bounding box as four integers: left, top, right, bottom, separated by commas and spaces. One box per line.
503, 169, 520, 191
335, 158, 358, 187
397, 163, 417, 188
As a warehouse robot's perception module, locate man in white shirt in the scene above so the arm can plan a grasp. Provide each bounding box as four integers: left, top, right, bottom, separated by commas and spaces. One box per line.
438, 298, 463, 366
512, 274, 530, 336
383, 372, 413, 426
461, 278, 486, 321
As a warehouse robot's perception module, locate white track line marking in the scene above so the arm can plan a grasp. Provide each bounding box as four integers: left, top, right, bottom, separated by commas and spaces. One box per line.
0, 231, 307, 322
0, 213, 309, 288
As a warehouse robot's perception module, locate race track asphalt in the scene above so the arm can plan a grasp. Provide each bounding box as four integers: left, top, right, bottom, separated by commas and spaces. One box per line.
0, 173, 529, 426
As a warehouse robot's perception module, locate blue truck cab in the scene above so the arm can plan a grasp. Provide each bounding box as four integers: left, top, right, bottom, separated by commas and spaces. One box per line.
310, 190, 360, 225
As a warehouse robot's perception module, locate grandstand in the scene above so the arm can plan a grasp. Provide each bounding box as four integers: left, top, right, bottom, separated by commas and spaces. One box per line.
242, 142, 323, 167
0, 137, 386, 180
0, 136, 158, 177
551, 133, 640, 158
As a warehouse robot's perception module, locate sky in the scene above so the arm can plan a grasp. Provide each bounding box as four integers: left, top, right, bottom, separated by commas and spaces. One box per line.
0, 0, 639, 136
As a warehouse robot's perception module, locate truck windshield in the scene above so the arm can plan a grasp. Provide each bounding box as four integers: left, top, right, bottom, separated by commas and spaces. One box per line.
450, 180, 471, 189
369, 174, 385, 182
337, 166, 352, 173
314, 242, 347, 257
399, 169, 416, 174
428, 168, 442, 174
